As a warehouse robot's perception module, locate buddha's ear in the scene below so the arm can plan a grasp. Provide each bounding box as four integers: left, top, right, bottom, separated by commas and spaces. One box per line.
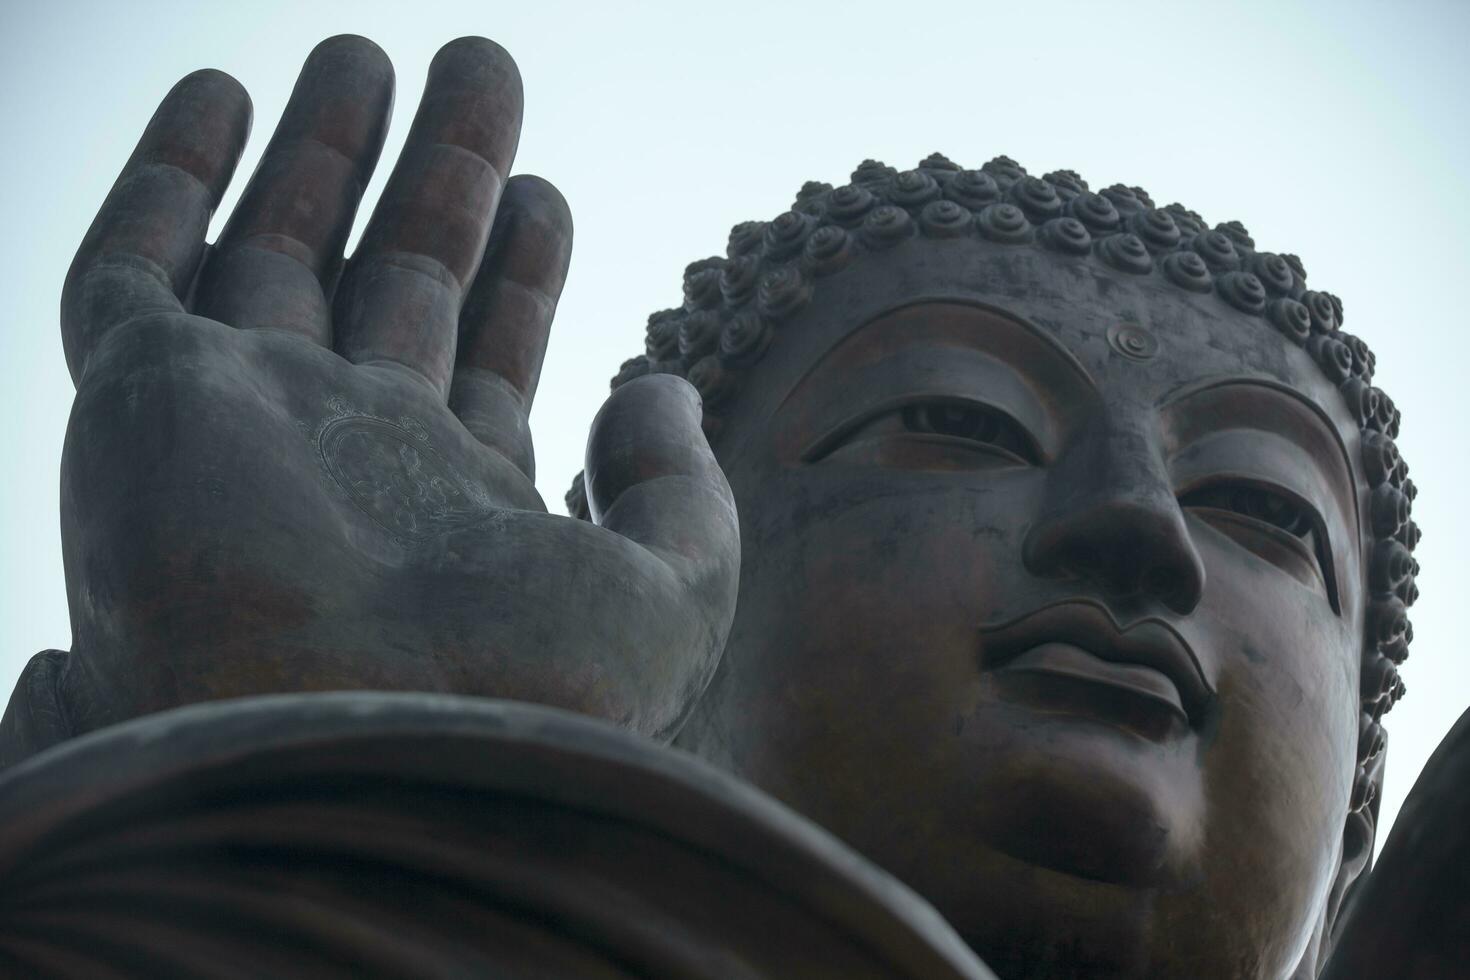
1326, 749, 1385, 942
1290, 747, 1384, 979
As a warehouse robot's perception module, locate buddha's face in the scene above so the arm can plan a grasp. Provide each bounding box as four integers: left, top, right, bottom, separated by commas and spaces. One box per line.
675, 239, 1371, 978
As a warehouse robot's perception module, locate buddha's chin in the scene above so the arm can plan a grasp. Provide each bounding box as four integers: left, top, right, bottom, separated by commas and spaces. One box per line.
963, 704, 1203, 889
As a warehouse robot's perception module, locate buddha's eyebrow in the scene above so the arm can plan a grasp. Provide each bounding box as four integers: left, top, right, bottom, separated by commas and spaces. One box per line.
1159, 377, 1360, 522
778, 298, 1100, 412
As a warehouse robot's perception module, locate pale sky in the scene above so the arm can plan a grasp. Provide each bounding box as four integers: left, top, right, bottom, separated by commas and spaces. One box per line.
2, 0, 1466, 851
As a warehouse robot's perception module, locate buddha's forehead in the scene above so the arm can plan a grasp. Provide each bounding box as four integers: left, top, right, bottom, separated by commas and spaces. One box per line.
722, 238, 1355, 443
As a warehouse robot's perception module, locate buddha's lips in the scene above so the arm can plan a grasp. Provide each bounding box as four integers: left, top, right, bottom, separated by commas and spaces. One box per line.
995, 642, 1188, 726
978, 599, 1213, 727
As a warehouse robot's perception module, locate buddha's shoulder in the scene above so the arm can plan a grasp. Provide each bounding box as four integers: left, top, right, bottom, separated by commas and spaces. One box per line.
0, 692, 996, 979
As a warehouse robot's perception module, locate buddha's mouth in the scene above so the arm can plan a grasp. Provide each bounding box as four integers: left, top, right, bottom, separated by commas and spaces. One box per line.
979, 600, 1213, 736
991, 642, 1188, 740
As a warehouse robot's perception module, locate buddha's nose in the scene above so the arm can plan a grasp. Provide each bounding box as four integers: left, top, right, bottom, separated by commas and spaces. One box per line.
1023, 419, 1205, 615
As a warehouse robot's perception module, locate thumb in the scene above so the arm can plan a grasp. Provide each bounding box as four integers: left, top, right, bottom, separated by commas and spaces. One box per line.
584, 374, 739, 573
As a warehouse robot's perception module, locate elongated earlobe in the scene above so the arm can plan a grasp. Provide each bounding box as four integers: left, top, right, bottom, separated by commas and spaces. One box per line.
1291, 752, 1382, 979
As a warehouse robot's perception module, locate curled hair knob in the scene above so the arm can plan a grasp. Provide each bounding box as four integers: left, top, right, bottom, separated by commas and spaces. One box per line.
1370, 597, 1410, 649
1162, 203, 1207, 236
1349, 764, 1379, 812
1325, 291, 1345, 325
976, 203, 1032, 244
1192, 230, 1242, 271
1342, 334, 1375, 381
645, 309, 683, 360
1281, 252, 1308, 284
920, 200, 972, 237
683, 265, 724, 312
1098, 233, 1153, 274
982, 155, 1027, 188
1396, 519, 1421, 552
949, 170, 1001, 209
1067, 192, 1121, 233
852, 159, 897, 186
1357, 714, 1387, 762
1361, 654, 1397, 702
1215, 220, 1255, 250
826, 184, 876, 227
727, 221, 766, 257
763, 210, 814, 260
1340, 377, 1380, 427
610, 355, 653, 391
1162, 250, 1213, 293
1306, 334, 1353, 383
1129, 209, 1182, 251
1100, 183, 1147, 214
1301, 290, 1339, 333
919, 151, 961, 171
1361, 431, 1400, 487
1266, 297, 1312, 344
1010, 176, 1063, 223
1040, 217, 1092, 255
678, 310, 723, 359
1043, 169, 1088, 199
1218, 271, 1268, 314
720, 255, 761, 306
756, 266, 812, 319
803, 224, 854, 275
861, 205, 916, 248
1250, 252, 1297, 296
794, 180, 832, 206
1370, 484, 1410, 537
890, 169, 941, 207
719, 312, 773, 367
1382, 636, 1410, 666
1370, 540, 1415, 595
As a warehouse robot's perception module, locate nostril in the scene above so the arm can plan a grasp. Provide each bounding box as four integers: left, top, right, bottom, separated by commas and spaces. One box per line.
1143, 566, 1176, 600
1068, 545, 1106, 580
1147, 560, 1205, 615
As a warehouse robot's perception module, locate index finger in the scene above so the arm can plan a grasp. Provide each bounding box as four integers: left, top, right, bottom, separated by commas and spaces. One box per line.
62, 69, 252, 383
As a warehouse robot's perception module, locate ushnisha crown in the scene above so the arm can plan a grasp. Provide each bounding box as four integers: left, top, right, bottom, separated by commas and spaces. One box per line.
569, 154, 1417, 811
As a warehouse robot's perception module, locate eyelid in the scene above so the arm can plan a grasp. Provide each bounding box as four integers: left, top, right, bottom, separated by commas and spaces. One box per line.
802, 394, 1042, 464
775, 345, 1059, 464
1178, 475, 1341, 614
1159, 379, 1360, 554
1166, 428, 1350, 611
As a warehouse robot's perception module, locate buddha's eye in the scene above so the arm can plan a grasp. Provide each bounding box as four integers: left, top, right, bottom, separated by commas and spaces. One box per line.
1179, 480, 1337, 607
807, 398, 1041, 469
1179, 484, 1313, 537
900, 402, 1039, 463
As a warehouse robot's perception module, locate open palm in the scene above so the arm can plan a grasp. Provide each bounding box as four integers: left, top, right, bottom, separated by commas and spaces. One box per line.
40, 36, 738, 745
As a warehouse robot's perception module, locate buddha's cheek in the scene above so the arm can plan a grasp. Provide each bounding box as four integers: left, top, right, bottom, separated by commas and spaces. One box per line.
726, 477, 1021, 857
1155, 537, 1361, 976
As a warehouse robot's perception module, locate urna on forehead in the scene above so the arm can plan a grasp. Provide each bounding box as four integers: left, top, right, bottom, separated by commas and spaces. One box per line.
567, 153, 1420, 813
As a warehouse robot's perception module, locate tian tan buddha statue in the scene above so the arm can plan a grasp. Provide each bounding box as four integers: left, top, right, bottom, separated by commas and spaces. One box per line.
0, 34, 1464, 980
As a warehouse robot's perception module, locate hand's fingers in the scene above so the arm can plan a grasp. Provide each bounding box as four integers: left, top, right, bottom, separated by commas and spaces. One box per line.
335, 36, 523, 398
61, 70, 252, 383
194, 36, 393, 344
584, 375, 740, 582
448, 175, 572, 479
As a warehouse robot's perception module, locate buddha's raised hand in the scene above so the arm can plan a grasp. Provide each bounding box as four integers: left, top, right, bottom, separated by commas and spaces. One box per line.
44, 36, 739, 742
